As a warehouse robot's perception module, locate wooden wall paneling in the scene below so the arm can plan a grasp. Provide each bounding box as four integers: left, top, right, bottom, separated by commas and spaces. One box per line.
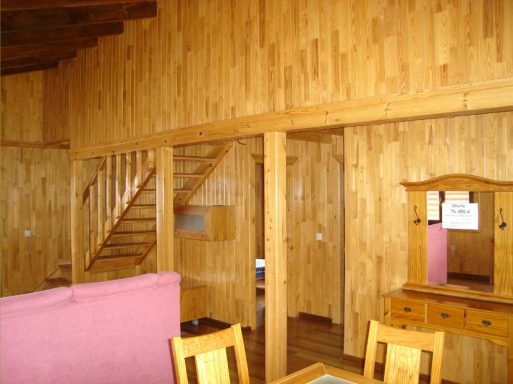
43, 0, 513, 150
1, 148, 70, 296
155, 147, 174, 271
174, 141, 256, 329
286, 138, 343, 324
344, 112, 513, 383
264, 132, 287, 382
1, 72, 43, 142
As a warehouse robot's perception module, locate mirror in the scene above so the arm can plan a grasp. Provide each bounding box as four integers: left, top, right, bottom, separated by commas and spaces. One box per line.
402, 174, 513, 303
426, 191, 494, 293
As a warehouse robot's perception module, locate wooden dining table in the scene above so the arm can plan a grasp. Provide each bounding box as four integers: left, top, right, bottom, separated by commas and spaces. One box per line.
271, 362, 382, 384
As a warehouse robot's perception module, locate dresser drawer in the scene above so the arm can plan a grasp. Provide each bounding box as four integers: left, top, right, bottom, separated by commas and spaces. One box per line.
426, 303, 465, 330
391, 298, 425, 323
465, 310, 509, 338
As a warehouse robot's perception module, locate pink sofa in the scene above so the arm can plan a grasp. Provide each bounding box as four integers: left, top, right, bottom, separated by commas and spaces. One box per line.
0, 272, 181, 384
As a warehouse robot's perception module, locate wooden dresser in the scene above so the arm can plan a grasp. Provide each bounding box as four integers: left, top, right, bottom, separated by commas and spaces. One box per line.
384, 289, 513, 381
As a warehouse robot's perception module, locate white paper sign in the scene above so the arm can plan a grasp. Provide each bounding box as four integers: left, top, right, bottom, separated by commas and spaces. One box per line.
442, 202, 479, 230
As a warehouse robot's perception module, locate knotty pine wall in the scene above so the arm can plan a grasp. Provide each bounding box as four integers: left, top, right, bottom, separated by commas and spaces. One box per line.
174, 141, 257, 329
1, 73, 71, 296
344, 111, 513, 383
43, 0, 513, 147
173, 137, 344, 329
29, 0, 513, 381
286, 138, 344, 324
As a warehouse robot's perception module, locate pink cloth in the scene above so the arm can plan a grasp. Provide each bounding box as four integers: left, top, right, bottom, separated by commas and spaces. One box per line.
427, 223, 448, 284
1, 272, 181, 384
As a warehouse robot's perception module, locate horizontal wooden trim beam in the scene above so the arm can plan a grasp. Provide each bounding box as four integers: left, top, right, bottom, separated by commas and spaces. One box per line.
70, 78, 513, 160
2, 21, 123, 46
1, 62, 59, 76
2, 2, 157, 32
1, 140, 70, 149
2, 38, 97, 60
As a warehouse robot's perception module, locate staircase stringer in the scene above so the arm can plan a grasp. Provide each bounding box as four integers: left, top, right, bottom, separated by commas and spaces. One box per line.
86, 152, 156, 272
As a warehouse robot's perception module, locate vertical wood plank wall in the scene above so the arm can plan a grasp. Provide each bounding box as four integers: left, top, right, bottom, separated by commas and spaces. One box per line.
174, 137, 344, 329
43, 0, 513, 148
1, 73, 44, 142
1, 73, 72, 296
1, 148, 71, 296
4, 0, 512, 381
174, 141, 257, 329
344, 112, 513, 383
286, 138, 344, 324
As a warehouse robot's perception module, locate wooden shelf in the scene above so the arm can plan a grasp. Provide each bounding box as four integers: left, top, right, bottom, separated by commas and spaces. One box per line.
174, 205, 236, 241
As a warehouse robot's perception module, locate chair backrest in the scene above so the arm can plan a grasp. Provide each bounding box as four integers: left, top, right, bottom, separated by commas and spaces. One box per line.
364, 320, 444, 384
170, 323, 250, 384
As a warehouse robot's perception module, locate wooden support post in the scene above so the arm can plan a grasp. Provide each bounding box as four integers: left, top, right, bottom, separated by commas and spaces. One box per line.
264, 131, 288, 382
70, 159, 85, 283
156, 147, 174, 272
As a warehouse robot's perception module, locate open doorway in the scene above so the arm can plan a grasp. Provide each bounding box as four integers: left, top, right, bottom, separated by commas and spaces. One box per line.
255, 163, 265, 327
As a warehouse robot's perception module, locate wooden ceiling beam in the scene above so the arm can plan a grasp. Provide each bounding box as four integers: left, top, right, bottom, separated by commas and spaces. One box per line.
2, 51, 77, 70
2, 21, 123, 46
1, 0, 155, 11
2, 38, 97, 60
2, 2, 157, 32
2, 62, 59, 76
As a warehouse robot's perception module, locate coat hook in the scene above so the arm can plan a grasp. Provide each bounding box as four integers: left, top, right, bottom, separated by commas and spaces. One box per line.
413, 205, 421, 225
499, 208, 507, 230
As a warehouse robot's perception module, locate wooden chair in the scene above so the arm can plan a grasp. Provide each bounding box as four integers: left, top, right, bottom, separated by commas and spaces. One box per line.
170, 323, 250, 384
364, 320, 444, 384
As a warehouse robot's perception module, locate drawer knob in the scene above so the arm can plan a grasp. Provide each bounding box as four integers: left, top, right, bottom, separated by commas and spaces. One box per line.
403, 307, 412, 313
482, 320, 492, 327
440, 312, 450, 319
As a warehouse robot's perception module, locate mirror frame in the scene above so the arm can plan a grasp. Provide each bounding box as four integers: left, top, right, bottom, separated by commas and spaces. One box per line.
401, 174, 513, 304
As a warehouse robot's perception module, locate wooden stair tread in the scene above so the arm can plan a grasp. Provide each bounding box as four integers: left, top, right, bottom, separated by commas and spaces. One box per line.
174, 189, 192, 193
173, 173, 203, 178
120, 217, 156, 222
174, 155, 215, 162
45, 277, 71, 286
104, 242, 152, 249
111, 230, 155, 237
58, 261, 72, 268
96, 253, 142, 260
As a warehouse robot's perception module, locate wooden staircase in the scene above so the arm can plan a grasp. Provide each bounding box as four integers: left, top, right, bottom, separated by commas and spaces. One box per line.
66, 143, 232, 276
83, 149, 157, 273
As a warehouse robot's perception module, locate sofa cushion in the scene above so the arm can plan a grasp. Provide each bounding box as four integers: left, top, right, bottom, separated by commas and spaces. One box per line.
1, 272, 181, 384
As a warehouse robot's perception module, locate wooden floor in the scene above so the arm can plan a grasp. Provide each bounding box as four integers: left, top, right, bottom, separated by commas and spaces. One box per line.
180, 289, 365, 383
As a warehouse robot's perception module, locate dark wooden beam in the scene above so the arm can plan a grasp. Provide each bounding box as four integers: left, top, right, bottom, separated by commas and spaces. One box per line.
2, 38, 97, 60
1, 0, 155, 11
1, 62, 59, 76
2, 51, 76, 69
2, 2, 157, 32
2, 21, 123, 46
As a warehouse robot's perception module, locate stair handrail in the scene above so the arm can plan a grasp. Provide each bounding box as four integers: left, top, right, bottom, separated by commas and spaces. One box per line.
82, 149, 156, 271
